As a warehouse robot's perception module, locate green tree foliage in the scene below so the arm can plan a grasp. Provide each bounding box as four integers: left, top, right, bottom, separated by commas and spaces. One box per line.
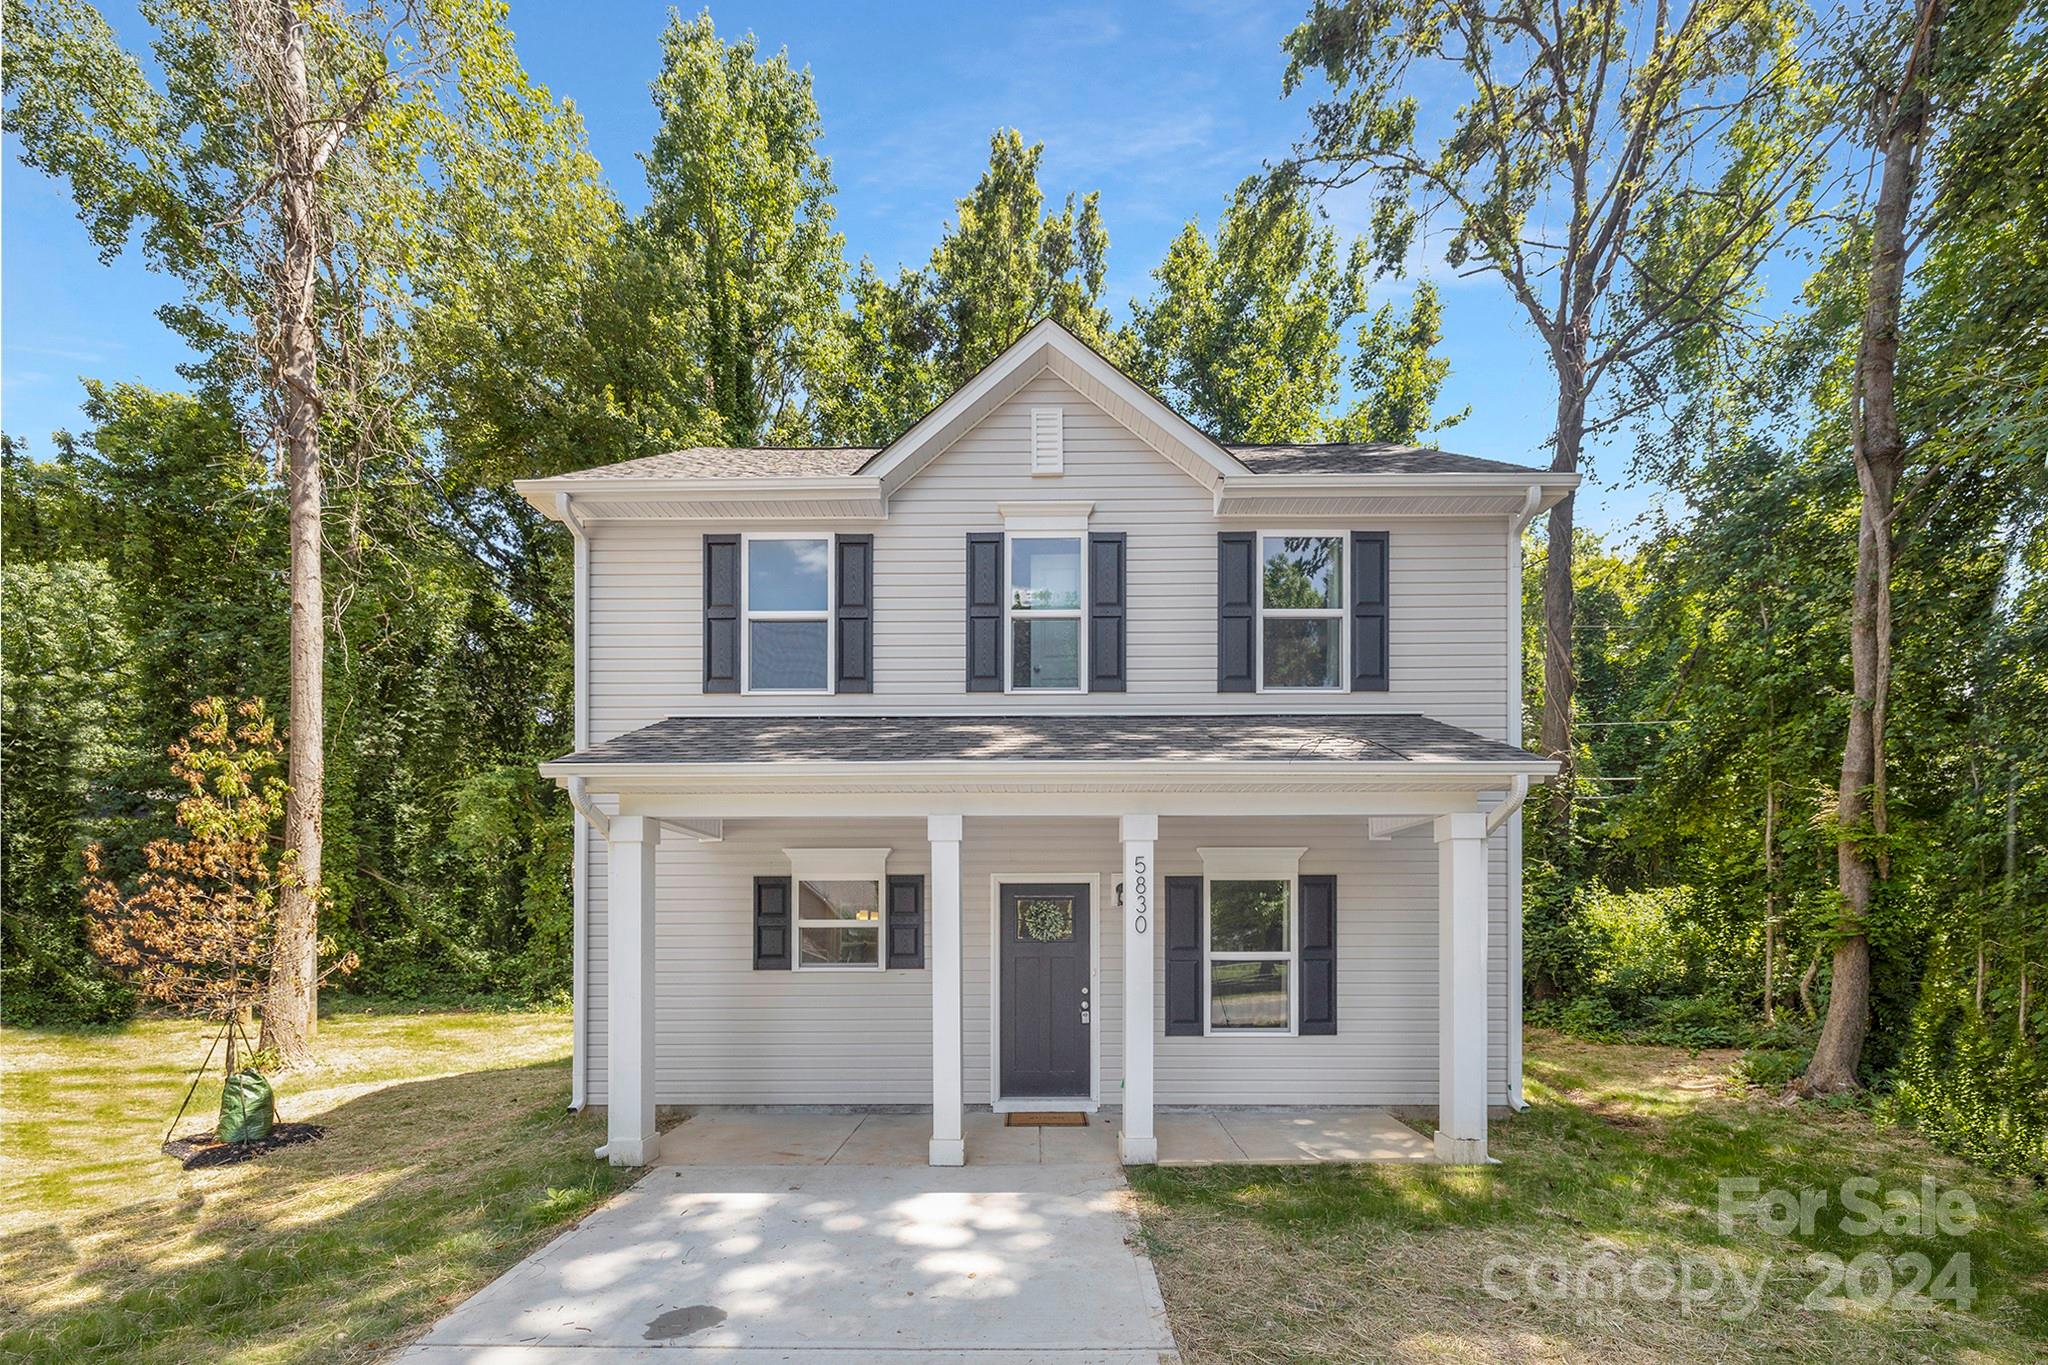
1279, 0, 1835, 799
1118, 175, 1454, 443
813, 130, 1109, 443
639, 8, 844, 446
0, 556, 139, 1022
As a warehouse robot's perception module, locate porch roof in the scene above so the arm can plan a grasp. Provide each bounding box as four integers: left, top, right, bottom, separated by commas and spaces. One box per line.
542, 712, 1552, 773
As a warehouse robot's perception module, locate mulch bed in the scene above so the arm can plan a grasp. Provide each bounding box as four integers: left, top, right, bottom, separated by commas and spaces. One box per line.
163, 1123, 326, 1169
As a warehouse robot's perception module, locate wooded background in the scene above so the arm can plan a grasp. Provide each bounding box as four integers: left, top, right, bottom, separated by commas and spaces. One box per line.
2, 0, 2042, 1174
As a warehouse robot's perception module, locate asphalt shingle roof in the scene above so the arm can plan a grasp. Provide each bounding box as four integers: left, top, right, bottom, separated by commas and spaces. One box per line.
550, 713, 1540, 767
552, 447, 879, 480
1224, 443, 1541, 476
547, 441, 1541, 482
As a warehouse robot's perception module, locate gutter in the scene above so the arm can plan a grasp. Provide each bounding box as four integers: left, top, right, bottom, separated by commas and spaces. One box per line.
559, 493, 596, 1112
1504, 482, 1542, 1110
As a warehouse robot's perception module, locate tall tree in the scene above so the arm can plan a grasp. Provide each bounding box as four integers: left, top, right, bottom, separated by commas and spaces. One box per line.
640, 8, 844, 446
1804, 0, 2024, 1091
1279, 0, 1834, 822
813, 130, 1108, 443
1120, 175, 1454, 443
5, 0, 595, 1060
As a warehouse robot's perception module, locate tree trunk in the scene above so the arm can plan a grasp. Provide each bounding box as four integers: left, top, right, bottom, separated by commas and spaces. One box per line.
1763, 780, 1778, 1025
1805, 0, 1945, 1094
1540, 362, 1585, 831
261, 2, 325, 1067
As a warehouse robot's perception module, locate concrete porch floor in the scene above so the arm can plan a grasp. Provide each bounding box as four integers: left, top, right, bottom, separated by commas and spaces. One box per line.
655, 1107, 1434, 1167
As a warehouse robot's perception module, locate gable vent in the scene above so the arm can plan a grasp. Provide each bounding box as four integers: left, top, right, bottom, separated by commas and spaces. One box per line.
1030, 407, 1064, 477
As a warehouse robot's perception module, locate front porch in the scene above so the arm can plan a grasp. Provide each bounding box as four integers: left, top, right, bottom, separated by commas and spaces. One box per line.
653, 1107, 1435, 1167
544, 713, 1556, 1173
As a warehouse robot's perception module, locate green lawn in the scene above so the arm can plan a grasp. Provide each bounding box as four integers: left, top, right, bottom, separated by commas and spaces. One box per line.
8, 1016, 2046, 1363
1129, 1032, 2048, 1363
0, 1007, 627, 1364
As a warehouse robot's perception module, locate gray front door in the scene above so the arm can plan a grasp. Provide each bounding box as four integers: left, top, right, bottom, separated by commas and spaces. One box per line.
1000, 883, 1092, 1098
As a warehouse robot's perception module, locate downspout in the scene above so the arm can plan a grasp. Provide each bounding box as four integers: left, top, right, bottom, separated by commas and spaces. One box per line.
1504, 483, 1542, 1109
559, 493, 596, 1112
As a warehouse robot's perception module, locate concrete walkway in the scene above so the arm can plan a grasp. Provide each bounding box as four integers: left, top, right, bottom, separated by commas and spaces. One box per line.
396, 1162, 1176, 1363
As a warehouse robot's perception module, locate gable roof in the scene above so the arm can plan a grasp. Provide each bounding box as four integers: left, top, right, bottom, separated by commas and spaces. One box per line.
857, 317, 1249, 494
514, 316, 1579, 521
545, 440, 1536, 483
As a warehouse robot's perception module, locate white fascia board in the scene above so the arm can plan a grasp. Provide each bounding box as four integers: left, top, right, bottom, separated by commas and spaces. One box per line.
540, 756, 1561, 789
515, 476, 886, 522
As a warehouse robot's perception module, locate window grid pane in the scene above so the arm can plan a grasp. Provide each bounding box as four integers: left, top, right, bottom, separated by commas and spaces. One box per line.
1011, 537, 1082, 611
798, 924, 879, 966
1210, 879, 1289, 952
1261, 536, 1342, 610
747, 538, 830, 612
797, 879, 881, 924
1012, 617, 1081, 690
1210, 960, 1291, 1029
1262, 617, 1341, 689
749, 620, 828, 691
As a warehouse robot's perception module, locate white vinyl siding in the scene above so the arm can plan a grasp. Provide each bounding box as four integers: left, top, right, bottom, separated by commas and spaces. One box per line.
584, 815, 1510, 1110
582, 373, 1512, 739
578, 371, 1517, 1110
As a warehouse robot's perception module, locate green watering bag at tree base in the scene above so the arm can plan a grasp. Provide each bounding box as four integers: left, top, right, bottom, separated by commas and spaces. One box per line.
217, 1068, 275, 1143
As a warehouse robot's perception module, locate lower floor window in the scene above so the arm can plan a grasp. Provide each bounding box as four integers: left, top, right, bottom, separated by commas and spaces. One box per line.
1201, 855, 1300, 1031
796, 878, 882, 967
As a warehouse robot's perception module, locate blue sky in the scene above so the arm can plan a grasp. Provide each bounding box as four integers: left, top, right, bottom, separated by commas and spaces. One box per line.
2, 0, 1668, 538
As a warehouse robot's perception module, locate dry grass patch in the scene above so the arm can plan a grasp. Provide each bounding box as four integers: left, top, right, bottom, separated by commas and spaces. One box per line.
1129, 1031, 2048, 1364
0, 1007, 627, 1364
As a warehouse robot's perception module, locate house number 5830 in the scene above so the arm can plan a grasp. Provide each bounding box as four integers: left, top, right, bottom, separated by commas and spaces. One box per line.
1130, 853, 1149, 936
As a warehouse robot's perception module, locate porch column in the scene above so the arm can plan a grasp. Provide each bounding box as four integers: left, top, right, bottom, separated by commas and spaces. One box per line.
928, 814, 965, 1166
606, 815, 660, 1166
1119, 813, 1158, 1164
1434, 812, 1489, 1163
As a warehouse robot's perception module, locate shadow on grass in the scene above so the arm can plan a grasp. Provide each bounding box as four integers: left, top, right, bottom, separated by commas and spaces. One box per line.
1128, 1054, 2048, 1352
0, 1058, 628, 1365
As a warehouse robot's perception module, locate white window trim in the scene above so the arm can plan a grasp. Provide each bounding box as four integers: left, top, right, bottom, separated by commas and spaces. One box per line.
1000, 504, 1093, 696
1197, 846, 1306, 1036
741, 531, 834, 696
784, 847, 889, 972
1254, 529, 1348, 694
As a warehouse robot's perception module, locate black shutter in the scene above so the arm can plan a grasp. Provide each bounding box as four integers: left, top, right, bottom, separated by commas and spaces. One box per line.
886, 874, 925, 969
1087, 531, 1126, 692
1217, 531, 1256, 692
965, 532, 1004, 691
1351, 530, 1389, 692
1164, 875, 1204, 1036
834, 534, 873, 694
753, 876, 792, 969
704, 534, 741, 693
1299, 874, 1337, 1034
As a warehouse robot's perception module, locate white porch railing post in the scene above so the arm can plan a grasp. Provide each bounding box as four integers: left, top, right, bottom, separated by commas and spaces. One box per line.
1119, 813, 1159, 1164
928, 814, 965, 1166
606, 814, 661, 1166
1434, 811, 1489, 1163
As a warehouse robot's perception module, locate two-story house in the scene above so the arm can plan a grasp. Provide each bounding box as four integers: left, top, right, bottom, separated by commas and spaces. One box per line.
518, 320, 1573, 1169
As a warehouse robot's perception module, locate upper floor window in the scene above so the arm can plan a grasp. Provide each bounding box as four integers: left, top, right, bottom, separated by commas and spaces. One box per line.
745, 535, 832, 693
1259, 533, 1344, 690
1009, 535, 1083, 691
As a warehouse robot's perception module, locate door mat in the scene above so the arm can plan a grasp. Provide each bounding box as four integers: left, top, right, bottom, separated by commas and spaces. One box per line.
1005, 1111, 1087, 1127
